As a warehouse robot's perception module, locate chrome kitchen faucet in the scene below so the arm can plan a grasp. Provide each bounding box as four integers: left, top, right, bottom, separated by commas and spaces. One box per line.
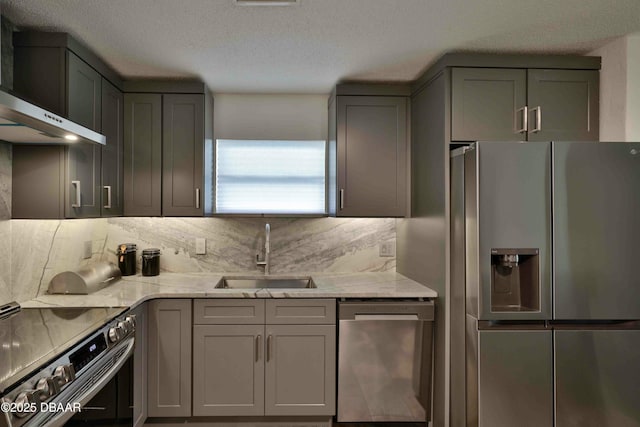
256, 223, 270, 274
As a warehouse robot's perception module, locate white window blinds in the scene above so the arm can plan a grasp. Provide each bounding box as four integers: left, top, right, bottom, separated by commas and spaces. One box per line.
215, 139, 326, 214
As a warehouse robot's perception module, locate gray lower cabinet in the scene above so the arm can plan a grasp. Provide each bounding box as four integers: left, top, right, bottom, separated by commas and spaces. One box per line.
451, 67, 599, 142
191, 299, 336, 418
265, 324, 336, 416
131, 303, 148, 427
123, 93, 163, 216
192, 325, 265, 416
147, 299, 192, 417
333, 94, 408, 217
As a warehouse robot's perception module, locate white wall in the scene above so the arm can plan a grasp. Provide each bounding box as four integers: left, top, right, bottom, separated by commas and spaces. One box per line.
590, 33, 640, 141
213, 94, 328, 141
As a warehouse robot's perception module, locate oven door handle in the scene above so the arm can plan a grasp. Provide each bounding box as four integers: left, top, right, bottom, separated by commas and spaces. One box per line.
42, 336, 135, 427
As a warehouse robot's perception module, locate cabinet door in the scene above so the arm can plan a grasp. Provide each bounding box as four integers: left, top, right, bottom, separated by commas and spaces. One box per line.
65, 143, 102, 218
162, 94, 204, 216
265, 324, 336, 416
66, 53, 103, 218
12, 145, 65, 219
101, 78, 124, 216
147, 299, 192, 417
527, 69, 599, 141
67, 51, 102, 132
193, 325, 265, 416
124, 93, 162, 216
451, 68, 527, 141
337, 96, 407, 217
131, 303, 148, 427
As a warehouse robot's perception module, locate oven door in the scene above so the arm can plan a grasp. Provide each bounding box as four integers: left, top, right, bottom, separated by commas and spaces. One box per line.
24, 336, 135, 427
65, 356, 133, 426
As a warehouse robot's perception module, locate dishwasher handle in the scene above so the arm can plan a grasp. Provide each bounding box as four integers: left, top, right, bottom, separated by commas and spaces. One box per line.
339, 301, 434, 321
354, 314, 420, 321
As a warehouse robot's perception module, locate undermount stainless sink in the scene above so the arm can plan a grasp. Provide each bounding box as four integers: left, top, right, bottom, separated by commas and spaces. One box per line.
215, 276, 316, 289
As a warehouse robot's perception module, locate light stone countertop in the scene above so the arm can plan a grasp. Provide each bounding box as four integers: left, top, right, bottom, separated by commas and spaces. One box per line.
21, 272, 437, 309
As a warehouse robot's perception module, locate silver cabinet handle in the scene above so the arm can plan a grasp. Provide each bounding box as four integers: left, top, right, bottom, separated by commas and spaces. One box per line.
339, 189, 344, 210
256, 335, 261, 362
267, 335, 272, 362
515, 106, 528, 134
530, 106, 542, 133
195, 188, 200, 209
103, 186, 112, 209
71, 180, 81, 208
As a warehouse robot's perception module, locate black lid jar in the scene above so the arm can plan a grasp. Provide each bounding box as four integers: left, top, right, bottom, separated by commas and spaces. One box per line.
141, 248, 161, 277
116, 243, 137, 276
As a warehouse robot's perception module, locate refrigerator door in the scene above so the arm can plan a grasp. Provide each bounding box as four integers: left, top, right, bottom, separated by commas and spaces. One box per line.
468, 141, 552, 320
555, 329, 640, 427
467, 316, 553, 427
553, 141, 640, 320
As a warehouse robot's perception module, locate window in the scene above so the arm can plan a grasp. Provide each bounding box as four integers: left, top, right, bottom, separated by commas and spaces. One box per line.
215, 139, 326, 214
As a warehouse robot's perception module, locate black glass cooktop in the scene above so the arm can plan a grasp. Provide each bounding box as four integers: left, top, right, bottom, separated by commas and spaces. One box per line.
0, 306, 125, 394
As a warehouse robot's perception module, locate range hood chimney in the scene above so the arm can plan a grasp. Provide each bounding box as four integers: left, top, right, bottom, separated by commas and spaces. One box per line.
0, 13, 105, 146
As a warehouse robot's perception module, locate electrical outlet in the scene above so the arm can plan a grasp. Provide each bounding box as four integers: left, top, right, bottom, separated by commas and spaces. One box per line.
379, 242, 395, 257
83, 240, 92, 259
195, 238, 206, 255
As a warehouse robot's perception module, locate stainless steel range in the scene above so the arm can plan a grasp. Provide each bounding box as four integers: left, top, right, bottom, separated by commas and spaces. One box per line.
0, 303, 135, 427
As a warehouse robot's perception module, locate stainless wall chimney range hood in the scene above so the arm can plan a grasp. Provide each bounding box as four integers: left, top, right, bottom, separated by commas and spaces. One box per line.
0, 89, 106, 146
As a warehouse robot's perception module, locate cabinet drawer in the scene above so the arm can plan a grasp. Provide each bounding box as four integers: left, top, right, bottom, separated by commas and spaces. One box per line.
266, 299, 336, 325
194, 299, 265, 324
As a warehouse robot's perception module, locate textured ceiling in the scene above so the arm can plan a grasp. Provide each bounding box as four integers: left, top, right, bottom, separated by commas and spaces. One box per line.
1, 0, 640, 93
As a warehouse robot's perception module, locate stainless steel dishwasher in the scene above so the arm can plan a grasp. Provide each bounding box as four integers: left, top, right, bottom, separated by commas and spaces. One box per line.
337, 300, 434, 422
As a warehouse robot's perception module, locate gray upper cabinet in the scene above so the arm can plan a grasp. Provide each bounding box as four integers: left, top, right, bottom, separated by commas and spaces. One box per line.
122, 83, 210, 217
451, 66, 599, 142
265, 324, 336, 416
11, 32, 124, 219
101, 79, 124, 216
67, 51, 102, 132
331, 88, 409, 217
65, 137, 102, 218
451, 68, 527, 141
162, 94, 204, 216
192, 324, 265, 416
526, 69, 599, 141
123, 93, 163, 216
147, 299, 192, 418
66, 53, 103, 218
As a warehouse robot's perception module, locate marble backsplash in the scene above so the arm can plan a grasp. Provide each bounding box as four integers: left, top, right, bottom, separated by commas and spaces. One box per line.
11, 216, 396, 303
0, 142, 10, 306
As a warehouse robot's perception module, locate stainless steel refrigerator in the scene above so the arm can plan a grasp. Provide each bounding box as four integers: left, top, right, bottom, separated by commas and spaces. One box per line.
451, 141, 640, 427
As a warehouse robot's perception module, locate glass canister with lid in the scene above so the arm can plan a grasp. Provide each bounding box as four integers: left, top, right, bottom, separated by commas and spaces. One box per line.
116, 243, 137, 276
141, 248, 161, 276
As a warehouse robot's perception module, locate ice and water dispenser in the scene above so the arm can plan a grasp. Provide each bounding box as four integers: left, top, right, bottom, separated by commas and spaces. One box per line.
490, 248, 540, 312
